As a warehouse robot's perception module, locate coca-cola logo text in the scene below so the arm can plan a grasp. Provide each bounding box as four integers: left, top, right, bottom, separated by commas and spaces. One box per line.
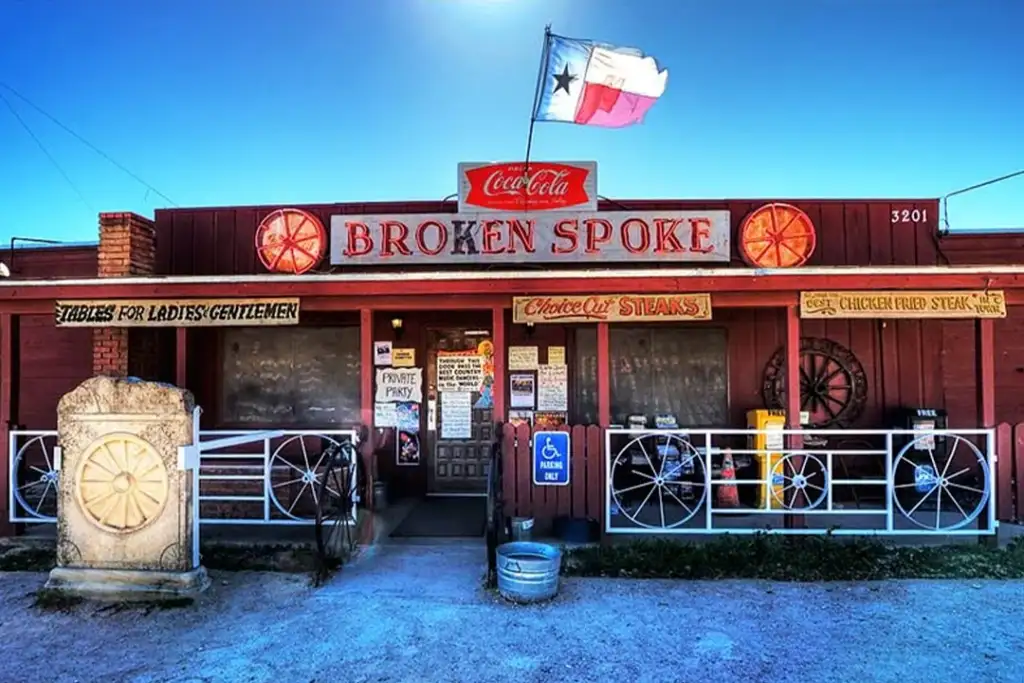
462, 162, 594, 211
482, 168, 570, 199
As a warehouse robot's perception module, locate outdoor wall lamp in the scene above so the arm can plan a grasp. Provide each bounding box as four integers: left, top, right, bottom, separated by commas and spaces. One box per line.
525, 322, 535, 338
391, 316, 404, 339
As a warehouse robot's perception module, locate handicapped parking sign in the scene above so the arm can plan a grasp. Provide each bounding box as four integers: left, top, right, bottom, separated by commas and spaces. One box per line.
532, 431, 570, 486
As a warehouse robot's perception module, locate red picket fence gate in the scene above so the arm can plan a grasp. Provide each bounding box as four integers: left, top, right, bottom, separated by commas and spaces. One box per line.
995, 422, 1024, 524
500, 423, 605, 525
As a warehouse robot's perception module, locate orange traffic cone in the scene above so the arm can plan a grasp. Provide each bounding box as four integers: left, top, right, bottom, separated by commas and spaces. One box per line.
717, 448, 740, 508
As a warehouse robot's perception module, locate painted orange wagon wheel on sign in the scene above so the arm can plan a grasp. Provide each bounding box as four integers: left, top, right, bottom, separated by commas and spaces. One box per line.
255, 208, 327, 275
739, 203, 817, 268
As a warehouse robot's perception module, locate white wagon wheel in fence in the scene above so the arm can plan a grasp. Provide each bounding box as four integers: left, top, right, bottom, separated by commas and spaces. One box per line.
769, 452, 829, 510
268, 434, 352, 521
891, 433, 990, 531
610, 432, 707, 529
12, 435, 60, 521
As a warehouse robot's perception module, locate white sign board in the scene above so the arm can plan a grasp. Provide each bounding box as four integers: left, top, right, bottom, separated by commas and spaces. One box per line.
537, 364, 568, 411
374, 402, 397, 427
375, 368, 423, 403
374, 341, 392, 366
436, 355, 483, 393
508, 346, 539, 371
441, 392, 472, 439
330, 210, 731, 266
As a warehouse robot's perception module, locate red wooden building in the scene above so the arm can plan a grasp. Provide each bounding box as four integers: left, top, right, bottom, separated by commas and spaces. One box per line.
2, 175, 1023, 536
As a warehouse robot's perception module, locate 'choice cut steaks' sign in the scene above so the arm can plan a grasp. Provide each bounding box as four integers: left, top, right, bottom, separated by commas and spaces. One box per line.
513, 294, 713, 324
55, 298, 300, 327
329, 210, 731, 266
457, 161, 598, 212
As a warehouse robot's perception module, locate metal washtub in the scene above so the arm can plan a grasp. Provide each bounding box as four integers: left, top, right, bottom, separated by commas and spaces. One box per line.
496, 542, 562, 603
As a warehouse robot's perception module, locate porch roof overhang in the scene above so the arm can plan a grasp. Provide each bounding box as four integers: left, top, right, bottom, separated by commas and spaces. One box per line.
0, 265, 1023, 309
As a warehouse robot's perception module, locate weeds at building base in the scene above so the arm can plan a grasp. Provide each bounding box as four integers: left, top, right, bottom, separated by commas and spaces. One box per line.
562, 534, 1024, 581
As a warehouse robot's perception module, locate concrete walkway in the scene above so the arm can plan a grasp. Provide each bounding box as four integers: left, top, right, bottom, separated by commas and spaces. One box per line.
1, 543, 1023, 683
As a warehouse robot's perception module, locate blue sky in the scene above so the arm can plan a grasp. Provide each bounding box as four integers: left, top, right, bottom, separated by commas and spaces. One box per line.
1, 0, 1021, 244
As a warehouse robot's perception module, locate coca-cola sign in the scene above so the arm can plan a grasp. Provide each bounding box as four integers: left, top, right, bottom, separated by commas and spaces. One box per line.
458, 161, 598, 212
328, 210, 731, 266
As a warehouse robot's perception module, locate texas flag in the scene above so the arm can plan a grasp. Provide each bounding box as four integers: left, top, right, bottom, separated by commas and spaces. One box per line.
532, 34, 668, 128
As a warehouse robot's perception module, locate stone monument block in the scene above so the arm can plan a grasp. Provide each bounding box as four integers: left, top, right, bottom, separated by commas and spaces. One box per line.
45, 376, 209, 600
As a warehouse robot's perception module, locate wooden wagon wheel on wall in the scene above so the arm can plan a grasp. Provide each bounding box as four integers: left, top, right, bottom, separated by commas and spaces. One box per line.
255, 208, 327, 275
739, 202, 817, 268
761, 337, 868, 429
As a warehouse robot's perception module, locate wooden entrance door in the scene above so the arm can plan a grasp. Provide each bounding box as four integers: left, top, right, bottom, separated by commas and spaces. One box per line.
426, 328, 494, 494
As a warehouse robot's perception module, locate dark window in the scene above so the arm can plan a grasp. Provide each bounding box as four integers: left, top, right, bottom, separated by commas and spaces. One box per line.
573, 327, 598, 424
573, 326, 728, 427
220, 327, 361, 426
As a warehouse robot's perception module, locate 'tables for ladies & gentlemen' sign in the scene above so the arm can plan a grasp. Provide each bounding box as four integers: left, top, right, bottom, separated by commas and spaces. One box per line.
513, 294, 713, 324
54, 298, 301, 327
800, 290, 1007, 319
329, 210, 731, 266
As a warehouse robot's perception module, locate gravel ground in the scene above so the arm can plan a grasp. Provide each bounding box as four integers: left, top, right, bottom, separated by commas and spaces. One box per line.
2, 543, 1023, 683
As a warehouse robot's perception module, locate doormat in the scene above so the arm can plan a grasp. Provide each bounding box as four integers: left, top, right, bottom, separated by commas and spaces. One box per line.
389, 496, 487, 538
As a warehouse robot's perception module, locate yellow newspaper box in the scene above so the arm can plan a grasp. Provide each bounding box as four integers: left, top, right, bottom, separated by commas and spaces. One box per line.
748, 409, 787, 509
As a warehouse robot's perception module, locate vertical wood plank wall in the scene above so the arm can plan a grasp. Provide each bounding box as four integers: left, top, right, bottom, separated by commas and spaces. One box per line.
13, 247, 97, 430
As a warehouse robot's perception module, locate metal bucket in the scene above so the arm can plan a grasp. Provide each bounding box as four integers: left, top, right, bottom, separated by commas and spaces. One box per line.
496, 542, 562, 604
509, 516, 534, 542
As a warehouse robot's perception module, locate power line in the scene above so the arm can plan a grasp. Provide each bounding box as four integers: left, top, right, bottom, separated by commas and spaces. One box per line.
941, 168, 1024, 233
0, 90, 94, 212
0, 81, 178, 207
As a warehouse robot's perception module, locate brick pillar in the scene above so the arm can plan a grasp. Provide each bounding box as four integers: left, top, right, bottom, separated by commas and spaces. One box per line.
93, 212, 156, 377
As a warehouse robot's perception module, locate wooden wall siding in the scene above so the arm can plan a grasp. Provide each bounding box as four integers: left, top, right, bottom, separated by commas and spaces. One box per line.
17, 315, 92, 429
7, 245, 97, 279
994, 422, 1024, 523
943, 310, 1024, 427
939, 232, 1024, 265
501, 423, 604, 524
14, 247, 98, 430
723, 309, 944, 429
153, 199, 941, 276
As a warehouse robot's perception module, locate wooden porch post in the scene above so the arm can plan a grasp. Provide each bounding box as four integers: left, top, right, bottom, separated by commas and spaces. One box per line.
977, 318, 997, 540
175, 327, 188, 389
359, 308, 375, 515
491, 306, 506, 422
359, 308, 374, 432
0, 313, 15, 536
784, 305, 804, 529
977, 318, 995, 428
597, 322, 611, 427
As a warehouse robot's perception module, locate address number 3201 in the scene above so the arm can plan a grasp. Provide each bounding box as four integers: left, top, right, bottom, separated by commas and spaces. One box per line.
891, 208, 929, 223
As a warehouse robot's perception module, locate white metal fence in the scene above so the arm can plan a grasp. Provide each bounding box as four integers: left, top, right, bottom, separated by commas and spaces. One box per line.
10, 426, 999, 536
605, 428, 997, 536
8, 428, 359, 525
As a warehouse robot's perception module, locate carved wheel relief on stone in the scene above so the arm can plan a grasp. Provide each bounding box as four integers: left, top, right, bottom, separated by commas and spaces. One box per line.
74, 433, 169, 533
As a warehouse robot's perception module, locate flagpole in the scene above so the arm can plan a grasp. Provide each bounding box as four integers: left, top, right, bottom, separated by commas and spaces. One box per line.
524, 24, 552, 212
